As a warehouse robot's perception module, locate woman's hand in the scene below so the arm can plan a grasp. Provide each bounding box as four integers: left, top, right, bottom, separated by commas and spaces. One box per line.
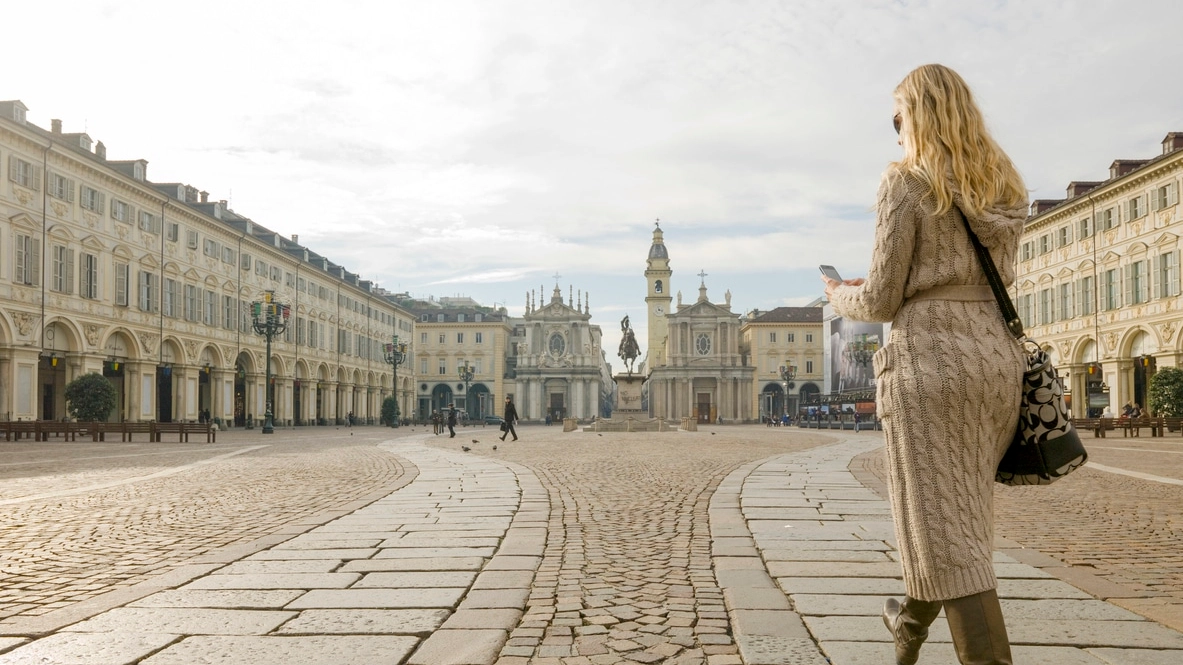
821, 276, 865, 301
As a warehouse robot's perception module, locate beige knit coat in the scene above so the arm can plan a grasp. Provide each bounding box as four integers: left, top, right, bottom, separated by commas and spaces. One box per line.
829, 166, 1028, 601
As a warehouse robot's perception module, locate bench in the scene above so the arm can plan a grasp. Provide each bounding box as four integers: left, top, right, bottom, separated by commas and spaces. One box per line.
1121, 417, 1165, 437
152, 422, 216, 443
0, 421, 90, 441
1073, 418, 1116, 438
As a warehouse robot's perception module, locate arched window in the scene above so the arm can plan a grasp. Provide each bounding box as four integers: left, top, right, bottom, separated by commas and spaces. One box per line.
655, 280, 663, 294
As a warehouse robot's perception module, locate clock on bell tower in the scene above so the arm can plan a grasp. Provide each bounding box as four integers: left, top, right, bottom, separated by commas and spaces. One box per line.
644, 221, 673, 370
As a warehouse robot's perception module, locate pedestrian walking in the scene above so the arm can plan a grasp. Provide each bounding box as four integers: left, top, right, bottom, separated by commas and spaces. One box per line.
447, 403, 457, 438
823, 64, 1028, 665
500, 396, 519, 441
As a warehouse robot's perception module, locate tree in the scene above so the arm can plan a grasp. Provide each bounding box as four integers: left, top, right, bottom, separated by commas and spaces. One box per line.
381, 396, 399, 428
65, 373, 117, 422
1148, 367, 1183, 417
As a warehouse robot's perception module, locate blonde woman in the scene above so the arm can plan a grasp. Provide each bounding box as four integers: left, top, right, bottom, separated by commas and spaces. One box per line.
822, 64, 1028, 665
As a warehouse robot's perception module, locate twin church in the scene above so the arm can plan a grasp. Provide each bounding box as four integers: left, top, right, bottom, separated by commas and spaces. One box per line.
642, 224, 755, 423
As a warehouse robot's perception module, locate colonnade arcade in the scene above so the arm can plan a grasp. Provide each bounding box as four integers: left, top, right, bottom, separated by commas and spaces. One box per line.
1053, 325, 1181, 418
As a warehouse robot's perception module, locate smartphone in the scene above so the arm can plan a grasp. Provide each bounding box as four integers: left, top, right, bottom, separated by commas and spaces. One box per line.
819, 265, 843, 282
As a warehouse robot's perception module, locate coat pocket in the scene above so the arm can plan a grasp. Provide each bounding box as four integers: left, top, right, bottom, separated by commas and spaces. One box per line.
872, 344, 894, 380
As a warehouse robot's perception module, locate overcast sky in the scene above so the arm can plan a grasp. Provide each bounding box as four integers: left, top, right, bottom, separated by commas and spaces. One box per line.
7, 0, 1183, 368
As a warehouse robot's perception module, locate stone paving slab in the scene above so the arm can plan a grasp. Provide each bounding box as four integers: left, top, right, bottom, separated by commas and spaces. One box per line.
275, 608, 450, 634
1086, 647, 1183, 664
128, 589, 306, 609
139, 635, 420, 665
184, 572, 362, 590
1, 632, 180, 665
62, 607, 295, 636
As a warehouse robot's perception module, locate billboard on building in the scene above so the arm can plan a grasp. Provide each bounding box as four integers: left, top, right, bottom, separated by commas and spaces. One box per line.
823, 312, 888, 394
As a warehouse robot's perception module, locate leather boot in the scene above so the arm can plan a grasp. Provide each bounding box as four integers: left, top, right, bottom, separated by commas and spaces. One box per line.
943, 589, 1012, 665
882, 596, 942, 665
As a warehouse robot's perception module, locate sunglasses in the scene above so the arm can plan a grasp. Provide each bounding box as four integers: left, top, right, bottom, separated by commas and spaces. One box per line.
893, 113, 902, 134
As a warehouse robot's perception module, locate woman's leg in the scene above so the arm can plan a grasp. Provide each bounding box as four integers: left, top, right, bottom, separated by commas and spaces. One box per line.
883, 596, 942, 665
943, 589, 1012, 665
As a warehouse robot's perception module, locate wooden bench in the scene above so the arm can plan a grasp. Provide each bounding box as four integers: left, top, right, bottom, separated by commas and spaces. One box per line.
1073, 417, 1117, 438
1122, 417, 1165, 437
0, 421, 90, 441
152, 422, 216, 443
1164, 417, 1183, 435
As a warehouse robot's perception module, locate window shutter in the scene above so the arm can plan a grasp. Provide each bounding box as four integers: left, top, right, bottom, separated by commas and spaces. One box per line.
65, 249, 75, 294
1074, 279, 1083, 316
1123, 265, 1133, 306
1176, 251, 1182, 297
1152, 254, 1162, 299
1152, 189, 1162, 211
1170, 182, 1179, 207
67, 180, 75, 203
30, 238, 40, 285
7, 155, 16, 182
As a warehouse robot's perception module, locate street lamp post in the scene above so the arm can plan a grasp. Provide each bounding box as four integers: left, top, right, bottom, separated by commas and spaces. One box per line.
384, 335, 408, 428
458, 361, 474, 421
251, 290, 290, 435
779, 363, 797, 422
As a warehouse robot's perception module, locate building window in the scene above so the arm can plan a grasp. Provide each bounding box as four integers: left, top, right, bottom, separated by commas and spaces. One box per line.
8, 156, 41, 189
184, 284, 199, 321
163, 279, 179, 317
1019, 242, 1034, 261
138, 271, 159, 312
1158, 251, 1180, 298
421, 332, 427, 344
1018, 293, 1034, 328
476, 332, 483, 344
438, 360, 446, 375
114, 261, 129, 306
439, 333, 446, 343
805, 333, 813, 343
1152, 182, 1179, 210
1037, 288, 1053, 325
80, 185, 105, 212
204, 238, 220, 258
1128, 260, 1149, 305
270, 265, 281, 282
1057, 283, 1073, 320
788, 333, 795, 343
805, 360, 814, 374
80, 253, 99, 299
51, 244, 74, 294
1128, 196, 1146, 220
1079, 216, 1094, 239
1038, 234, 1052, 255
1056, 225, 1073, 248
1079, 276, 1094, 316
223, 247, 237, 265
457, 313, 465, 323
138, 210, 161, 234
203, 290, 217, 326
769, 332, 776, 343
457, 333, 464, 344
111, 199, 133, 224
1098, 208, 1116, 231
48, 173, 75, 202
421, 358, 428, 374
285, 271, 295, 287
1103, 269, 1120, 310
14, 233, 41, 286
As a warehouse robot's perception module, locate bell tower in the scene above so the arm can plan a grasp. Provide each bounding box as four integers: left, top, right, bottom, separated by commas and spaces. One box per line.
645, 221, 673, 370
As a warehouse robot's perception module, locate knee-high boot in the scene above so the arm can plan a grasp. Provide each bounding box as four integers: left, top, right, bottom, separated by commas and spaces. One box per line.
943, 589, 1012, 665
882, 596, 943, 665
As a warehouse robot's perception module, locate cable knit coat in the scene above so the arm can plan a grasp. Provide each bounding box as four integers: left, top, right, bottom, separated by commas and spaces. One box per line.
829, 166, 1028, 601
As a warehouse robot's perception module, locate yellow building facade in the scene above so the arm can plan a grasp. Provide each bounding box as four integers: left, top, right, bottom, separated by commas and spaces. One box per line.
1017, 132, 1182, 415
407, 304, 512, 422
0, 99, 414, 425
739, 307, 825, 421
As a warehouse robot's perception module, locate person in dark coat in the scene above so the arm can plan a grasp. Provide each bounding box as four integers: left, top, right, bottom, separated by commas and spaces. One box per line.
501, 396, 519, 442
447, 403, 457, 438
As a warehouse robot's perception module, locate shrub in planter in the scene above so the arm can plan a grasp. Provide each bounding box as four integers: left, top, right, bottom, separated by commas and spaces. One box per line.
65, 372, 117, 422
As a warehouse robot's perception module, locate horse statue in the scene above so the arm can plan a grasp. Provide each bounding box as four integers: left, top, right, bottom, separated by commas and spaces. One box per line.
618, 315, 641, 375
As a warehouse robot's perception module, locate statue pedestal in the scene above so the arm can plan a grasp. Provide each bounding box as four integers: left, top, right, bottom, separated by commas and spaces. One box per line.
613, 373, 646, 416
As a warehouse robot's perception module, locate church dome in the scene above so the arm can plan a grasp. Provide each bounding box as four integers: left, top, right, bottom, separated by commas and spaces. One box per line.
648, 243, 668, 259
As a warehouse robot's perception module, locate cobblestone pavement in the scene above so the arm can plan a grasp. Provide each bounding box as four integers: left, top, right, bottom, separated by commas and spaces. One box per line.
0, 428, 412, 623
482, 427, 833, 664
854, 432, 1183, 634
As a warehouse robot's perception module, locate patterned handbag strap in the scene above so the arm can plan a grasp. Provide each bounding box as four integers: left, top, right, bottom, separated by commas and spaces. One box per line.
955, 207, 1026, 341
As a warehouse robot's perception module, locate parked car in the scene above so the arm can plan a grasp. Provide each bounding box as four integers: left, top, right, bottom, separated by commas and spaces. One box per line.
483, 414, 505, 426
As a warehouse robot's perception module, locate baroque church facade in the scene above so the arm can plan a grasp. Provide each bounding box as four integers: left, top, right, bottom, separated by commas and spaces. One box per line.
644, 225, 755, 422
510, 283, 613, 421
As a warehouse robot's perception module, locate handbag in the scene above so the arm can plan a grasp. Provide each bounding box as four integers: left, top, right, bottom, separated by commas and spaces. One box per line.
958, 211, 1088, 486
499, 421, 509, 432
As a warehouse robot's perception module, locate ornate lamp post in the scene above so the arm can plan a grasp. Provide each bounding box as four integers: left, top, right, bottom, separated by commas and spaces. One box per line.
458, 360, 474, 420
251, 290, 290, 434
779, 363, 797, 421
384, 335, 408, 428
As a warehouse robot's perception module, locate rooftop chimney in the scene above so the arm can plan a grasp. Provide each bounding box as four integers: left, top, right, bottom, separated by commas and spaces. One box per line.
95, 141, 106, 160
51, 119, 62, 134
200, 190, 208, 203
291, 234, 299, 245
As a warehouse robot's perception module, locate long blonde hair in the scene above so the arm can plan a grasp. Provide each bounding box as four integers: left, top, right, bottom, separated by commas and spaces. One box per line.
893, 64, 1026, 217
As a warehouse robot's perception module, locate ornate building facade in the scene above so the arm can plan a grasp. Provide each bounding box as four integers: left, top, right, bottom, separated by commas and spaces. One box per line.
0, 99, 414, 425
1017, 132, 1182, 415
644, 225, 755, 422
511, 283, 611, 421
